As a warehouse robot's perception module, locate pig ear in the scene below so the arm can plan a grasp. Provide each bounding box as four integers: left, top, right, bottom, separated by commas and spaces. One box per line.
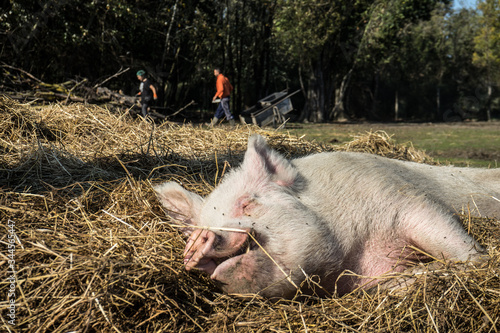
242, 134, 298, 187
154, 182, 204, 226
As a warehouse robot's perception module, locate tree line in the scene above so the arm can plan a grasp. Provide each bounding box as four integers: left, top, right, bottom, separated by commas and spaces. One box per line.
1, 0, 499, 122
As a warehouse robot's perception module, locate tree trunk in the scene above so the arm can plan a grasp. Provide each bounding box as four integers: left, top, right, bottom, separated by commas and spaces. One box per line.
436, 85, 441, 120
160, 0, 178, 70
298, 59, 325, 123
307, 62, 326, 122
395, 89, 399, 121
372, 72, 380, 118
331, 68, 352, 121
487, 84, 492, 121
298, 66, 309, 122
306, 75, 322, 122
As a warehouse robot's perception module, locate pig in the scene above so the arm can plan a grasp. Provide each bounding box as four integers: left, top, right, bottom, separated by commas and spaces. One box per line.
155, 134, 500, 298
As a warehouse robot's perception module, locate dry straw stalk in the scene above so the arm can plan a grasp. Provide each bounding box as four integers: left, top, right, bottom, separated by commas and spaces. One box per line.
0, 96, 499, 332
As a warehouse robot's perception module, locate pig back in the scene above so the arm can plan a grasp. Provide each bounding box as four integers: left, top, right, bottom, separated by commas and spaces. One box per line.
291, 151, 500, 226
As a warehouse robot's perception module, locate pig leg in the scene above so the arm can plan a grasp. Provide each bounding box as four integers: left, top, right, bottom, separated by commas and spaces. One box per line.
374, 201, 488, 293
402, 201, 484, 262
376, 253, 488, 294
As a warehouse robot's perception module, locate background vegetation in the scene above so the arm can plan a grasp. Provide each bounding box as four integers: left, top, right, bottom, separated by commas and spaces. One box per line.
2, 0, 500, 122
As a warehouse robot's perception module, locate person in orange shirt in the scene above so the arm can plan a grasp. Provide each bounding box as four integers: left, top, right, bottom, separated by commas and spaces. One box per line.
211, 68, 235, 127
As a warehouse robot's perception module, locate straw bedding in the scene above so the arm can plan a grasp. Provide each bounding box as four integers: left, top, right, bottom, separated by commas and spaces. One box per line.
1, 96, 499, 332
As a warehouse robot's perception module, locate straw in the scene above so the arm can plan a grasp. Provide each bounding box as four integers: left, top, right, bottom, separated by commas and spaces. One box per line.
1, 96, 499, 332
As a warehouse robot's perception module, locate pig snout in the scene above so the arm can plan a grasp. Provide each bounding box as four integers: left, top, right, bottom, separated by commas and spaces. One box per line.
183, 228, 252, 275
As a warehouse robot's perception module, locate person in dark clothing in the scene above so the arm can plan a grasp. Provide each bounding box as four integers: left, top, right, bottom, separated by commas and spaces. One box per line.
136, 70, 157, 118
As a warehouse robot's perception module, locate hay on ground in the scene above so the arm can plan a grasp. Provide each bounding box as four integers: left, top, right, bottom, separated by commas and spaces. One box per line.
338, 130, 436, 164
0, 97, 499, 332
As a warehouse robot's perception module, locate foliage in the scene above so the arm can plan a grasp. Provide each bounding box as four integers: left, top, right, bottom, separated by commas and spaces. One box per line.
472, 0, 500, 120
473, 0, 500, 75
0, 0, 499, 121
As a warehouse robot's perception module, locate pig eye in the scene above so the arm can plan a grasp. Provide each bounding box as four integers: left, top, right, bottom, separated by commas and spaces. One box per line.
235, 195, 260, 217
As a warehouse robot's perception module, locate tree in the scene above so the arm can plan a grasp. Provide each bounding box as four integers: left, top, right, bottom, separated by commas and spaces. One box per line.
473, 0, 500, 121
273, 0, 448, 122
438, 7, 482, 121
351, 0, 453, 120
216, 0, 280, 113
274, 0, 370, 122
1, 0, 494, 122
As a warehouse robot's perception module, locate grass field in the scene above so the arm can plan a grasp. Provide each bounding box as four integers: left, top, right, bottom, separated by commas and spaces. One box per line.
285, 121, 500, 167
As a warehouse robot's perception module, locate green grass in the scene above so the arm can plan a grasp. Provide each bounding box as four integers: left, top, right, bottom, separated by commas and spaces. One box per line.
284, 122, 500, 168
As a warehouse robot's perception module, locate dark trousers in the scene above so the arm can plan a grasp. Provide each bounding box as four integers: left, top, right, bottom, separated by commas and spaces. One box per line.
141, 97, 152, 117
214, 97, 233, 120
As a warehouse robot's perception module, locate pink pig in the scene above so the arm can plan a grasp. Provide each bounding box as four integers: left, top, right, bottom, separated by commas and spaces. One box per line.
155, 135, 500, 298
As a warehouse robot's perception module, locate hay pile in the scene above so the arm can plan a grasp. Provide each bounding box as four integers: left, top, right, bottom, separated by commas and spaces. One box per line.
339, 131, 437, 164
1, 97, 499, 332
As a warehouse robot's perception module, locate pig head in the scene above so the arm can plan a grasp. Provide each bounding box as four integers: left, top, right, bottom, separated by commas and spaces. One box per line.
155, 134, 499, 298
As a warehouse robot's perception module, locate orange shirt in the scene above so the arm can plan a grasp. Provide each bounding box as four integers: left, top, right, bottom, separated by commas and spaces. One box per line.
214, 74, 233, 99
